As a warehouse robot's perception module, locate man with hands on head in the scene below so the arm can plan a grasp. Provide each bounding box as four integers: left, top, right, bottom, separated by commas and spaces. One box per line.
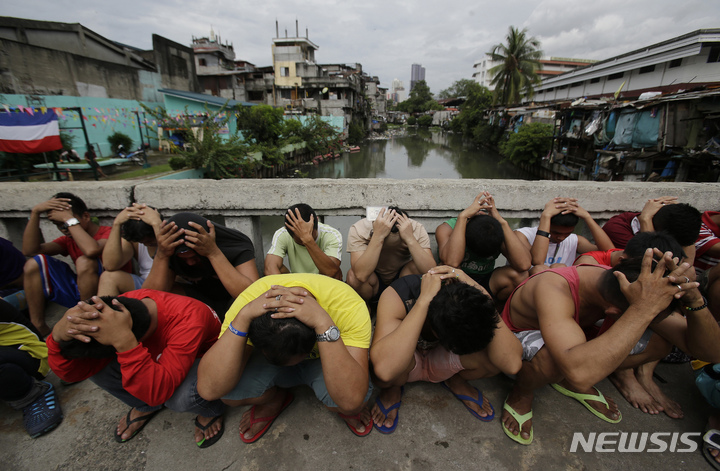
142, 212, 259, 318
22, 192, 119, 337
98, 203, 162, 296
500, 249, 720, 445
370, 265, 521, 434
435, 192, 531, 296
46, 289, 226, 448
197, 273, 373, 441
264, 203, 343, 279
346, 206, 436, 301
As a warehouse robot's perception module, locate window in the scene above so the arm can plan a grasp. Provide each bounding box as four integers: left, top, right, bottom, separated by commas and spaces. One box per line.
608, 72, 624, 81
638, 65, 655, 74
281, 67, 290, 77
280, 89, 291, 99
545, 87, 554, 92
707, 46, 720, 63
198, 58, 207, 66
669, 58, 682, 68
590, 77, 601, 84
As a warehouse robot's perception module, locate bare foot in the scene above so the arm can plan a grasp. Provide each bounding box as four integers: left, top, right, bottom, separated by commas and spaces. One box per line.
116, 408, 158, 441
239, 389, 289, 441
609, 368, 663, 415
371, 386, 402, 429
501, 389, 533, 441
444, 375, 494, 419
194, 415, 223, 444
635, 364, 684, 419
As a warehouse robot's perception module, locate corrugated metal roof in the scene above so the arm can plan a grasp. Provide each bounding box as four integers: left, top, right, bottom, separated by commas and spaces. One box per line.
157, 89, 257, 108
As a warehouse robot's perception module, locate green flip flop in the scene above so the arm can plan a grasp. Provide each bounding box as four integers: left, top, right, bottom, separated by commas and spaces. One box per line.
550, 383, 622, 424
501, 399, 533, 445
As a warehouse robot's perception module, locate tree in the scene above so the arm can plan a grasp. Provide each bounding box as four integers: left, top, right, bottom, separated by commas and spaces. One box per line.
500, 122, 553, 164
487, 26, 543, 105
438, 79, 482, 100
399, 80, 443, 114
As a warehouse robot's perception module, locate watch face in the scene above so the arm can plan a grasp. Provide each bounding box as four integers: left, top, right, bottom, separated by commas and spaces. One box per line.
328, 326, 340, 341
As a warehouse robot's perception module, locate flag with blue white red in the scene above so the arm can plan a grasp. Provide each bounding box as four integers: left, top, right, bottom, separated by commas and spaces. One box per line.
0, 109, 62, 154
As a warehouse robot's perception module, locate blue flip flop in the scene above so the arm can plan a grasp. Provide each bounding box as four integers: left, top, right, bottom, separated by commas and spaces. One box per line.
373, 386, 404, 434
441, 382, 495, 422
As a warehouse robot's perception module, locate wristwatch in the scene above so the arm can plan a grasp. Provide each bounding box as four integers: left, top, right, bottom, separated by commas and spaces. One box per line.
62, 217, 80, 230
316, 325, 341, 342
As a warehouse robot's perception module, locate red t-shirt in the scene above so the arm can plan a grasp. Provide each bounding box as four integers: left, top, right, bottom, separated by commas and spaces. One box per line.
695, 211, 720, 273
47, 289, 221, 406
574, 248, 622, 266
602, 212, 639, 249
52, 225, 131, 273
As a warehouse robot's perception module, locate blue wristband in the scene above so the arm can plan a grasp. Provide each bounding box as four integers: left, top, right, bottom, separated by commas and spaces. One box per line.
227, 323, 248, 338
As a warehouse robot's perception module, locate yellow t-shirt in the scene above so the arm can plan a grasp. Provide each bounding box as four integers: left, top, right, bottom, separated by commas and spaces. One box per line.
220, 274, 371, 358
0, 322, 49, 376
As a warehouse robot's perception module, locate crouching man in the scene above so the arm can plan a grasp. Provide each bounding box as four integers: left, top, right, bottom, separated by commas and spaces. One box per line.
370, 266, 522, 433
197, 274, 373, 441
47, 289, 225, 448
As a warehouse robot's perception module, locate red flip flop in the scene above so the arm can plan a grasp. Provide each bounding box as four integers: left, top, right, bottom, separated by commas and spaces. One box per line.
239, 392, 295, 443
338, 411, 372, 437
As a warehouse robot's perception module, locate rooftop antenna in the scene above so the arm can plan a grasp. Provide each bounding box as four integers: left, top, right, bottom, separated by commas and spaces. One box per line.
285, 28, 287, 38
296, 19, 299, 37
306, 28, 308, 39
275, 20, 278, 38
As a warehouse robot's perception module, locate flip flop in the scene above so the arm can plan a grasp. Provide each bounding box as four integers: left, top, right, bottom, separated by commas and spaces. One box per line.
195, 415, 224, 448
501, 399, 533, 445
338, 411, 372, 437
373, 386, 404, 434
703, 443, 720, 471
239, 391, 295, 444
441, 382, 495, 422
550, 383, 622, 424
114, 408, 160, 443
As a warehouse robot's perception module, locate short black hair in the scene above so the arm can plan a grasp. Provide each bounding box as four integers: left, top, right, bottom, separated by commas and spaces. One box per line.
53, 192, 88, 217
465, 215, 503, 258
625, 231, 685, 260
58, 296, 152, 359
427, 282, 499, 355
388, 206, 408, 233
121, 207, 162, 242
652, 203, 702, 246
598, 257, 680, 313
248, 312, 316, 366
550, 212, 579, 227
285, 203, 318, 236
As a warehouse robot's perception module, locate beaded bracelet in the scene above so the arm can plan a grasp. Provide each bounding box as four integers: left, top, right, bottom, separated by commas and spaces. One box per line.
685, 296, 708, 312
227, 323, 248, 337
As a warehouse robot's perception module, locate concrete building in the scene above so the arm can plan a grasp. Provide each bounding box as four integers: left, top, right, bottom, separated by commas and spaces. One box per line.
0, 16, 200, 102
532, 29, 720, 103
473, 55, 593, 91
390, 78, 406, 103
410, 63, 425, 91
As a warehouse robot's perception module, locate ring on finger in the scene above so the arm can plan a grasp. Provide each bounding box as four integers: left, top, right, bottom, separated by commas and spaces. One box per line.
684, 276, 690, 283
273, 308, 279, 313
275, 295, 282, 301
677, 285, 682, 290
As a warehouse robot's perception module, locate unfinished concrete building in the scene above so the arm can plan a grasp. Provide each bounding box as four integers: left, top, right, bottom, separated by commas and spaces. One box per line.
0, 16, 199, 101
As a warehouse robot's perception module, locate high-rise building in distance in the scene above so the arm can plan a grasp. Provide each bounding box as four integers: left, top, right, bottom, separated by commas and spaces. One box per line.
410, 63, 425, 92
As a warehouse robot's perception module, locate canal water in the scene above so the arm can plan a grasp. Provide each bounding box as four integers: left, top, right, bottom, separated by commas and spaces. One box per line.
262, 129, 533, 276
303, 128, 533, 180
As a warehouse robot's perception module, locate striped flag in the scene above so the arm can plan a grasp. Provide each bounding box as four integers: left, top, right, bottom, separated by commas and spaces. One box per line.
0, 109, 62, 153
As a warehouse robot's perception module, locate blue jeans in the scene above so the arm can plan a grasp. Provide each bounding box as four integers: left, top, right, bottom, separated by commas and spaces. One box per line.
222, 352, 372, 408
90, 358, 223, 417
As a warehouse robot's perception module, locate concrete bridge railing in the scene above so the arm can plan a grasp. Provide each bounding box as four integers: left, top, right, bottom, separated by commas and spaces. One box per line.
2, 179, 719, 272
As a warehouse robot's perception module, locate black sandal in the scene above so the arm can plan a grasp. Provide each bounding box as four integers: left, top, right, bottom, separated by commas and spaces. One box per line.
195, 415, 224, 448
114, 408, 160, 443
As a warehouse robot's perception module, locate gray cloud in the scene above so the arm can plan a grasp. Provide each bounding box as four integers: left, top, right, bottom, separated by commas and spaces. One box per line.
4, 0, 718, 94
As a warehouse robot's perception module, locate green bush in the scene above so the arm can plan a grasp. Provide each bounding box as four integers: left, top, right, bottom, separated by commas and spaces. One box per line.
406, 116, 417, 126
499, 122, 554, 164
107, 132, 133, 153
348, 121, 366, 145
417, 115, 433, 127
168, 156, 187, 170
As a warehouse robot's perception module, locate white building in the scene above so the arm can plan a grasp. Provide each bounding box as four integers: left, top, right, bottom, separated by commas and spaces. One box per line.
532, 29, 720, 103
473, 55, 593, 92
391, 78, 406, 103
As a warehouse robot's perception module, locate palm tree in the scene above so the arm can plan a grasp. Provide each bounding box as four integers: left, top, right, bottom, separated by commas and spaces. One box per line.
487, 26, 543, 106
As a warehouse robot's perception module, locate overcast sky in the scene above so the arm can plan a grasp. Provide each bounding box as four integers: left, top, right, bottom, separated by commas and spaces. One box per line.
4, 0, 719, 94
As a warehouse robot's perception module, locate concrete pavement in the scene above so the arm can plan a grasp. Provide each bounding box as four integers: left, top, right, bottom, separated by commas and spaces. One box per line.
1, 306, 714, 471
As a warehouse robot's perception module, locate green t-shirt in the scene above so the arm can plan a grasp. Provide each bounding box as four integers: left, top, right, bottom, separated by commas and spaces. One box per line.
267, 222, 342, 274
445, 217, 498, 275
